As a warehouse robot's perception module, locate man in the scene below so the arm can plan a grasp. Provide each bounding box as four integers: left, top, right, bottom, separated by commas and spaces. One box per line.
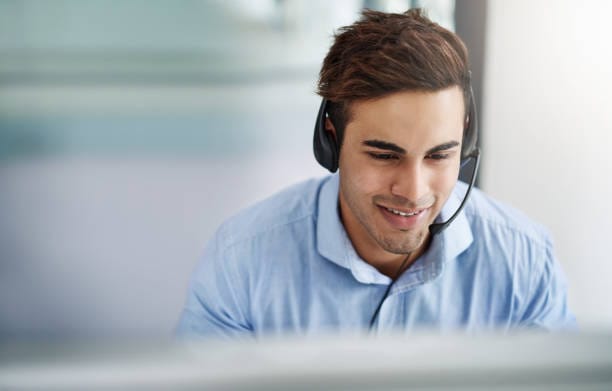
177, 9, 575, 338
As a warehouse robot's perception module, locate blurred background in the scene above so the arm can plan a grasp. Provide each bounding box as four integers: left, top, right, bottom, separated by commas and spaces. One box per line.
0, 0, 610, 339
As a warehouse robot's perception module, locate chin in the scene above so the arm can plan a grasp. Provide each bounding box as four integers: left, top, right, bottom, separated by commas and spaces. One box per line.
378, 231, 428, 255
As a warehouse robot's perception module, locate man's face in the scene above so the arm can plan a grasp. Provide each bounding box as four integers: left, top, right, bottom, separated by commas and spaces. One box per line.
335, 86, 464, 264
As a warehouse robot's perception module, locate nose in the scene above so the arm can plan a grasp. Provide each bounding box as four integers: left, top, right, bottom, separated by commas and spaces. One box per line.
390, 160, 430, 205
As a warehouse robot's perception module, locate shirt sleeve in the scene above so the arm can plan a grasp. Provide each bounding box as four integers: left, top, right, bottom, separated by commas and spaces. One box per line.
519, 241, 577, 331
175, 229, 253, 339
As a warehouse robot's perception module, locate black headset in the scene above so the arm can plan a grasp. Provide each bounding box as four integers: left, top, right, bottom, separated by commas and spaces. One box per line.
313, 87, 479, 173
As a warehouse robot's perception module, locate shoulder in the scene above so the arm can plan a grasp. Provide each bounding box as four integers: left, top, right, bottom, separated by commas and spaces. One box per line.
462, 184, 553, 249
214, 175, 330, 247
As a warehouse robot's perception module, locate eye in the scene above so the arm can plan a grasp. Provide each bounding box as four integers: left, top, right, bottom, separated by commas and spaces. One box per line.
367, 152, 398, 161
427, 153, 451, 160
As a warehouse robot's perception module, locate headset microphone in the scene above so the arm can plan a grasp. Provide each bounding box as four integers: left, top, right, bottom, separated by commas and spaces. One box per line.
428, 148, 480, 235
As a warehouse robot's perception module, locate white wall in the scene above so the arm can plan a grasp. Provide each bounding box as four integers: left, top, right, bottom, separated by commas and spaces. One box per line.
0, 81, 327, 338
481, 0, 612, 327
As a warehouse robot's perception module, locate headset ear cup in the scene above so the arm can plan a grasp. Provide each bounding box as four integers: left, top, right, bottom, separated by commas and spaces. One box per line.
313, 99, 340, 172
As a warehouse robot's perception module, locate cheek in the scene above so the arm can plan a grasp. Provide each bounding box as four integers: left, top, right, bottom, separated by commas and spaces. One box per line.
344, 160, 391, 197
346, 171, 380, 200
432, 164, 461, 195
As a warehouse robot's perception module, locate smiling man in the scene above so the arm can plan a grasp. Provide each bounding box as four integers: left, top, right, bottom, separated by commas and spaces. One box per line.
177, 9, 576, 338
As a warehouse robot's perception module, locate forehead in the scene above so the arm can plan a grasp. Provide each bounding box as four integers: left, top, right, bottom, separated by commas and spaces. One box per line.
345, 87, 465, 146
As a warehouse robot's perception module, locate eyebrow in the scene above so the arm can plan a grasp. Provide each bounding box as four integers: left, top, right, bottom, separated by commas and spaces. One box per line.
362, 140, 406, 154
425, 141, 461, 155
362, 139, 460, 155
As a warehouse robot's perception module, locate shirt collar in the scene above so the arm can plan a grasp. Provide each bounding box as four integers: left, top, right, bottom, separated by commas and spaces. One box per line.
316, 174, 473, 286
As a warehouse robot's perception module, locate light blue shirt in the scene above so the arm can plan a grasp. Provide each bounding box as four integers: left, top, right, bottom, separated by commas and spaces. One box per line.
177, 174, 576, 338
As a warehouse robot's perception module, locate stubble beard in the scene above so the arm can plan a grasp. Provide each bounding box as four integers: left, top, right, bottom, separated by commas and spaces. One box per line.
375, 226, 428, 255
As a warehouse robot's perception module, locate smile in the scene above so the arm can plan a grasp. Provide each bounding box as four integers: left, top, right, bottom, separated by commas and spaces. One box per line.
377, 204, 430, 230
384, 206, 423, 217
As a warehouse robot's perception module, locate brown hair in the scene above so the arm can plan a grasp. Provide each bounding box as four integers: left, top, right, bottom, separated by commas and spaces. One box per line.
317, 8, 471, 146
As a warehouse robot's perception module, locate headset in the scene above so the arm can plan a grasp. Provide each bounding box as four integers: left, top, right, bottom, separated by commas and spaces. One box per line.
312, 85, 481, 236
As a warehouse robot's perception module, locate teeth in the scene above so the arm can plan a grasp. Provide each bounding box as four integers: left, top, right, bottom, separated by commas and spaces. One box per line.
386, 207, 419, 217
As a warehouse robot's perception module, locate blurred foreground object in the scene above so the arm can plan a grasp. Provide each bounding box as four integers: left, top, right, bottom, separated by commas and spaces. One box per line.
1, 332, 612, 390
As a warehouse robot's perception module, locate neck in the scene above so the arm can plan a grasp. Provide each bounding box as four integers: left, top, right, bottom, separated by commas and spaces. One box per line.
376, 253, 415, 279
368, 238, 430, 279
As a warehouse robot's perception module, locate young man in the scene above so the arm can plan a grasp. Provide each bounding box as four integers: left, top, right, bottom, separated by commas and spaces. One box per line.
177, 9, 575, 338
